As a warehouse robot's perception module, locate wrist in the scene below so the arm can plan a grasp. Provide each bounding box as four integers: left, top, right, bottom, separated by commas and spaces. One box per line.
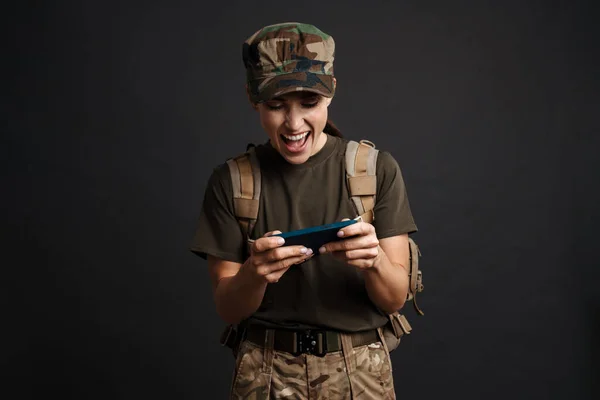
238, 258, 268, 288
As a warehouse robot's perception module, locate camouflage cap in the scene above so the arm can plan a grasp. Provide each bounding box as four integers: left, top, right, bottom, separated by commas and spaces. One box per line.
242, 22, 336, 103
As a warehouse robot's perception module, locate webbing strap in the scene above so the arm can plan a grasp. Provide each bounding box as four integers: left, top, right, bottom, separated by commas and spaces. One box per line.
233, 198, 259, 220
408, 238, 425, 315
347, 176, 376, 196
355, 143, 375, 220
226, 147, 261, 241
226, 158, 241, 199
236, 155, 253, 199
340, 333, 356, 373
262, 329, 275, 375
345, 140, 379, 223
247, 148, 261, 237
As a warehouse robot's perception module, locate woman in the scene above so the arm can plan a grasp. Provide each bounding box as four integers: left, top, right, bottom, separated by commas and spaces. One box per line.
190, 22, 418, 399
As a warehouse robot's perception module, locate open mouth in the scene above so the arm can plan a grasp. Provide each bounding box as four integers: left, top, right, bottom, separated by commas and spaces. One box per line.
280, 131, 311, 152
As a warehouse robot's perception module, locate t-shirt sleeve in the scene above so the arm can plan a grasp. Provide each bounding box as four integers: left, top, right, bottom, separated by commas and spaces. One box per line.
372, 151, 418, 238
189, 164, 246, 264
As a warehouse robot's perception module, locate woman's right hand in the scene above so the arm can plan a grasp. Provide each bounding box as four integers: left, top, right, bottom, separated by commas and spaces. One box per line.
242, 230, 313, 283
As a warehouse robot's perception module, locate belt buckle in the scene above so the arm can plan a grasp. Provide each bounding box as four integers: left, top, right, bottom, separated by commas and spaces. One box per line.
294, 329, 327, 357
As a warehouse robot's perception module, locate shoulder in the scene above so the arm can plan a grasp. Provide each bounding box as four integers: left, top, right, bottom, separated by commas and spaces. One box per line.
205, 147, 251, 196
363, 144, 404, 190
343, 139, 402, 173
373, 149, 408, 197
203, 162, 233, 202
376, 150, 401, 173
211, 146, 257, 182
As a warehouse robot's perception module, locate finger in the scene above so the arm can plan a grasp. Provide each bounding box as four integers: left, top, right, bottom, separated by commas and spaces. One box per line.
264, 265, 291, 283
332, 247, 379, 261
264, 245, 311, 263
253, 235, 286, 253
252, 246, 311, 272
293, 253, 315, 265
337, 221, 374, 239
329, 251, 378, 270
264, 230, 283, 237
260, 254, 310, 279
320, 235, 378, 254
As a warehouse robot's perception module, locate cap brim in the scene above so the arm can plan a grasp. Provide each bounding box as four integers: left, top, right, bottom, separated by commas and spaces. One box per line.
250, 72, 335, 103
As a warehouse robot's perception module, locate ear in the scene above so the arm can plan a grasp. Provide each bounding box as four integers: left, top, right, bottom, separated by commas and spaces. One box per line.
245, 84, 258, 110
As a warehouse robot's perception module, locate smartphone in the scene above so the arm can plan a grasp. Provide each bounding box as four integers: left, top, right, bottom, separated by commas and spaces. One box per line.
273, 218, 359, 254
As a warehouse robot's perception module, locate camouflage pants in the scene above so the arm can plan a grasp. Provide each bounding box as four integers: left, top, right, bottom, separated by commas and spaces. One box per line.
229, 330, 395, 399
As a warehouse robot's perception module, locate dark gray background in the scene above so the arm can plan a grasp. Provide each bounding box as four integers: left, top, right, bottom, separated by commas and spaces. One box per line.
5, 0, 598, 399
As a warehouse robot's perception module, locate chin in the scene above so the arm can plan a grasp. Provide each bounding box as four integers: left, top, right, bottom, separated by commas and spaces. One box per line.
275, 130, 315, 164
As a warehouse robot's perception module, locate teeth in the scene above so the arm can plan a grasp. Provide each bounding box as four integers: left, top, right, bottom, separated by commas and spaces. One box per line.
282, 132, 309, 141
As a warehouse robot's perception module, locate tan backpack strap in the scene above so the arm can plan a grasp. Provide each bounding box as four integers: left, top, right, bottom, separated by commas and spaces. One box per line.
345, 140, 378, 223
346, 141, 425, 328
408, 237, 425, 315
226, 147, 261, 241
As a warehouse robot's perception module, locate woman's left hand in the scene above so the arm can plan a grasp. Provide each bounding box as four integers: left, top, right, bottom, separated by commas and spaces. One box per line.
318, 220, 382, 270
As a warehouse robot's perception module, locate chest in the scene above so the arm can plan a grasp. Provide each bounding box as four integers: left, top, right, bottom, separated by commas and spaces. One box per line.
251, 159, 358, 238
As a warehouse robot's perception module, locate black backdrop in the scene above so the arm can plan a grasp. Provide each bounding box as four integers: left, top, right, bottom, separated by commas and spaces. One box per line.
5, 1, 598, 399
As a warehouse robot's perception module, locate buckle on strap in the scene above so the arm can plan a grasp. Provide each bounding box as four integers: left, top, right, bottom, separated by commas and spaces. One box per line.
390, 313, 412, 338
292, 330, 327, 357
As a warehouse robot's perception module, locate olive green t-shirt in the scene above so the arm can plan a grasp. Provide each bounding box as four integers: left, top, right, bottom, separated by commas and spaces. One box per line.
190, 134, 417, 332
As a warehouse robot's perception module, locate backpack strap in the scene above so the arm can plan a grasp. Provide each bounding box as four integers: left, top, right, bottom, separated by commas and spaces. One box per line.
226, 145, 261, 246
408, 238, 425, 315
345, 140, 378, 223
345, 140, 411, 344
220, 146, 261, 356
344, 139, 425, 341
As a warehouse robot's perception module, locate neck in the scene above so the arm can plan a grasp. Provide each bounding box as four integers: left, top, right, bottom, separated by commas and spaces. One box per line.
311, 132, 328, 157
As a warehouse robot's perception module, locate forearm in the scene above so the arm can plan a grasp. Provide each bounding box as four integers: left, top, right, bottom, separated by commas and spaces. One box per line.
362, 248, 409, 314
213, 262, 267, 325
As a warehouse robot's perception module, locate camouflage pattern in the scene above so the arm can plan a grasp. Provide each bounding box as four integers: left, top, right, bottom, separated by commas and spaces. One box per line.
242, 22, 336, 103
229, 340, 395, 399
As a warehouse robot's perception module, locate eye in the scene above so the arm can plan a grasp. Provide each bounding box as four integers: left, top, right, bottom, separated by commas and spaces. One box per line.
302, 101, 319, 108
265, 103, 283, 110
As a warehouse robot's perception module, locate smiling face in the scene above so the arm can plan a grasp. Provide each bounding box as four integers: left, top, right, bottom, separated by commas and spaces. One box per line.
253, 91, 333, 165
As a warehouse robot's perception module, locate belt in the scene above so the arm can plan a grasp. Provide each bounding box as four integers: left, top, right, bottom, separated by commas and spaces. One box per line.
244, 326, 379, 357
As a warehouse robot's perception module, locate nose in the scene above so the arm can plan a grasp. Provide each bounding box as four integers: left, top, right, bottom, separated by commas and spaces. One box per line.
284, 106, 304, 131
